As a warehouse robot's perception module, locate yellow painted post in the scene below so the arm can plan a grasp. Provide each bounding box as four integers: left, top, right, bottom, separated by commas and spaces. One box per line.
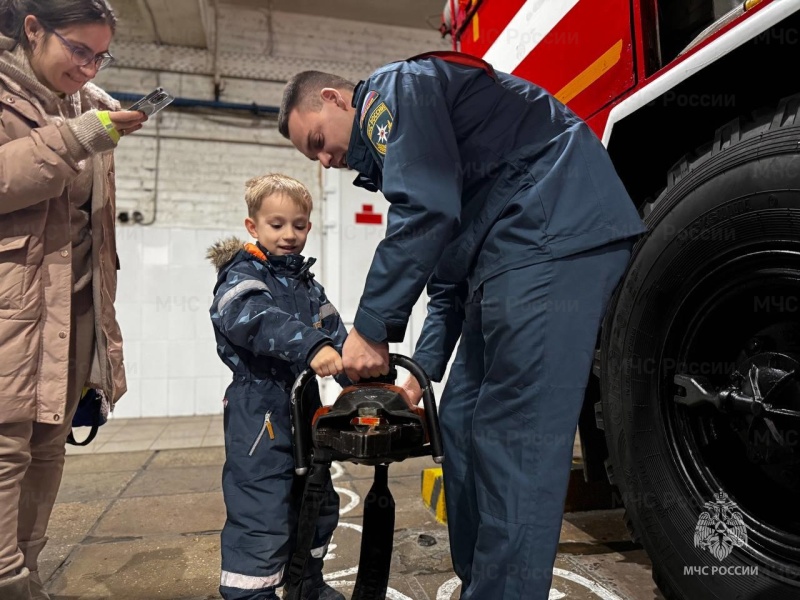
421, 467, 448, 524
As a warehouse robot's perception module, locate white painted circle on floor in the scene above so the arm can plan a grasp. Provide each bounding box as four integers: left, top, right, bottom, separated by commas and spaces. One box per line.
436, 576, 460, 600
552, 567, 624, 600
335, 487, 360, 514
334, 521, 362, 533
435, 568, 624, 600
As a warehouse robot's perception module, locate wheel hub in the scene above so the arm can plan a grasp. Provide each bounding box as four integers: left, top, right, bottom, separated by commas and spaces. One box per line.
674, 347, 800, 488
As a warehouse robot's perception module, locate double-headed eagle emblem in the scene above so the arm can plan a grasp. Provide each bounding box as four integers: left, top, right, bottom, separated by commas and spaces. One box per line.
694, 491, 748, 561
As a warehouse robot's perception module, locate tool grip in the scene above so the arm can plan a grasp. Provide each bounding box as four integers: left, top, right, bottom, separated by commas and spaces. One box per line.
290, 368, 317, 475
389, 354, 445, 464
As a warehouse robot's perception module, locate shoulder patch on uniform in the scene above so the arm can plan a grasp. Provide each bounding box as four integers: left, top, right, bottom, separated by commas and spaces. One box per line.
360, 90, 380, 127
366, 101, 393, 157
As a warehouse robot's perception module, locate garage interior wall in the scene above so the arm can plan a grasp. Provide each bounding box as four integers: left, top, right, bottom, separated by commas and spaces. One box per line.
97, 1, 448, 417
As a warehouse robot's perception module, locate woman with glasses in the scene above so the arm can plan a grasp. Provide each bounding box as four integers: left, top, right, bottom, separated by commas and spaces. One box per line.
0, 1, 145, 598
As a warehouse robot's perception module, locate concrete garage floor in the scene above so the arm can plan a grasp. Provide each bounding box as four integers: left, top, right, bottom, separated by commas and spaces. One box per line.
48, 417, 667, 599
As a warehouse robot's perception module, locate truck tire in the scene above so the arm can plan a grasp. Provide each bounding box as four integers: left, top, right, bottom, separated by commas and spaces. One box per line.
599, 94, 800, 599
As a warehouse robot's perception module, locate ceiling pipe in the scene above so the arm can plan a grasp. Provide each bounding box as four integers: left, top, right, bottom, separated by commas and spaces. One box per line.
110, 91, 279, 114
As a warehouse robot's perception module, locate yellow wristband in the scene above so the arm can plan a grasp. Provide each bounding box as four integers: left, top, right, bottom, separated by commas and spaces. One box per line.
96, 110, 120, 144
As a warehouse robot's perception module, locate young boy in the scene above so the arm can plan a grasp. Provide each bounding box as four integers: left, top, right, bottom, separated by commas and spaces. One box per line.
207, 174, 347, 600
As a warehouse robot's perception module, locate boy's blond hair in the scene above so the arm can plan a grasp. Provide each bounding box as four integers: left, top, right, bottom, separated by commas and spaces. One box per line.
245, 173, 313, 218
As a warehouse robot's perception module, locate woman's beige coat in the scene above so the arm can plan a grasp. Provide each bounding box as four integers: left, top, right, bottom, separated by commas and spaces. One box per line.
0, 45, 127, 425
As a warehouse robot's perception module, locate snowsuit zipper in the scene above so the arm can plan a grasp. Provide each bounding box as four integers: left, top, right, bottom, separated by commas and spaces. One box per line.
248, 411, 275, 456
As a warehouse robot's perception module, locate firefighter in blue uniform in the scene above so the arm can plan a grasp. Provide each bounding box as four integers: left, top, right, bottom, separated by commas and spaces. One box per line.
278, 53, 647, 600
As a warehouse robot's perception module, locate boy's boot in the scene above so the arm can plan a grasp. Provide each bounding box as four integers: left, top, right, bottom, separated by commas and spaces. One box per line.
0, 567, 32, 600
300, 559, 344, 600
301, 584, 345, 600
19, 538, 49, 600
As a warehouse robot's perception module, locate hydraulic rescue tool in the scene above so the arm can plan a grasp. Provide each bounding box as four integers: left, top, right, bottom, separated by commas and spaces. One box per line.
283, 354, 444, 600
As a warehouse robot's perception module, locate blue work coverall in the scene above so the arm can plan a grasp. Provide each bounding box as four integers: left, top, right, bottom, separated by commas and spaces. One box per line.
209, 241, 346, 600
345, 53, 647, 599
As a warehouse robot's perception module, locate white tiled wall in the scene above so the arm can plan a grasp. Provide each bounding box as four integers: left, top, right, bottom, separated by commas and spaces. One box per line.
112, 226, 240, 418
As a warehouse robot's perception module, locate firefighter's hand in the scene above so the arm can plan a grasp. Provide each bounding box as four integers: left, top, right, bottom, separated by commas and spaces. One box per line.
310, 345, 344, 377
399, 375, 423, 407
342, 328, 389, 382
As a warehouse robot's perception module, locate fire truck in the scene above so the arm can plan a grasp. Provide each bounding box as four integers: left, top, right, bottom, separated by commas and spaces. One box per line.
441, 1, 800, 598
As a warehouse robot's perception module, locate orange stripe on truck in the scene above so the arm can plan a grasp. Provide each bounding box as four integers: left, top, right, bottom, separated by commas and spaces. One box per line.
555, 39, 623, 105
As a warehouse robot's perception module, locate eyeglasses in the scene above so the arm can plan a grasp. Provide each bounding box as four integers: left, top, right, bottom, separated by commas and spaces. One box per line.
51, 30, 115, 71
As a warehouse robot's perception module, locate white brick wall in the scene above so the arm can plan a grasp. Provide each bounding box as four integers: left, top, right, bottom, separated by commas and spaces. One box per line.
97, 6, 448, 231
111, 121, 318, 231
99, 7, 447, 417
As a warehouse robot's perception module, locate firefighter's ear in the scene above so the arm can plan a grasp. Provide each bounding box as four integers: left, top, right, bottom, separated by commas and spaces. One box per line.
321, 87, 347, 110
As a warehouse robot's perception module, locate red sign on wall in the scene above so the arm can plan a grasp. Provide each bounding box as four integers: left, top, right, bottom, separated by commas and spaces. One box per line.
355, 204, 382, 225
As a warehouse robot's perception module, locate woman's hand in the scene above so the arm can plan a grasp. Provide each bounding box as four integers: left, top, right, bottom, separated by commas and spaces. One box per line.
108, 110, 148, 137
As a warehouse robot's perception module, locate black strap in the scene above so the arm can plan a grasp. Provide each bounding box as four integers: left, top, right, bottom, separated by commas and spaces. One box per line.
66, 399, 102, 447
286, 459, 397, 600
67, 425, 98, 446
284, 449, 333, 600
352, 464, 395, 600
66, 424, 100, 446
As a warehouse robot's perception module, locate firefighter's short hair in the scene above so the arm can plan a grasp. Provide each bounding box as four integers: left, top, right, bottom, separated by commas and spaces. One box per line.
245, 173, 313, 218
278, 71, 355, 139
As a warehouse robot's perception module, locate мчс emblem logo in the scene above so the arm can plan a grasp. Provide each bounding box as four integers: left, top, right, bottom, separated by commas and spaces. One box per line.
694, 491, 748, 561
366, 102, 393, 156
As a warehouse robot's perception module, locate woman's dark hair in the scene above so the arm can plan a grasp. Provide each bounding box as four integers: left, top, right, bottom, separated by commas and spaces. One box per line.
0, 0, 117, 50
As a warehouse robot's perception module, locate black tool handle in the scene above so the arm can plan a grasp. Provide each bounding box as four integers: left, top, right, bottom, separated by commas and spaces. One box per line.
389, 354, 444, 464
290, 368, 317, 475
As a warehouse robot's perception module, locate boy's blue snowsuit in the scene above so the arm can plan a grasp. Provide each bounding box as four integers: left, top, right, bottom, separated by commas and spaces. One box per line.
209, 240, 347, 600
345, 53, 648, 599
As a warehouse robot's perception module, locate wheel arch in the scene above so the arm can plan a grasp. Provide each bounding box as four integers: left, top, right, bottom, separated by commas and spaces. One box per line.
604, 7, 800, 210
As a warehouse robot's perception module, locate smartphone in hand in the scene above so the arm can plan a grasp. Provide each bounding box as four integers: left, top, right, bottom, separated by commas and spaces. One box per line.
129, 87, 174, 117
